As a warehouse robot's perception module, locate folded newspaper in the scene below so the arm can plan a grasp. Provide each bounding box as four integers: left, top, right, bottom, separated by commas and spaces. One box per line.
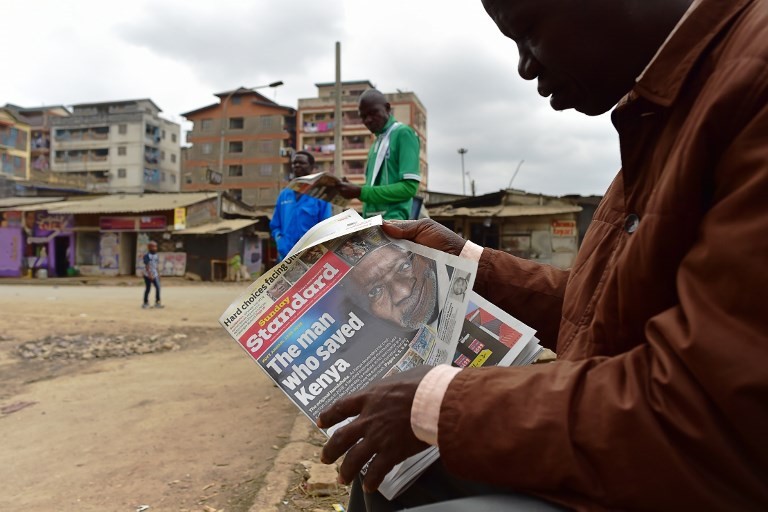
288, 171, 349, 207
218, 210, 542, 499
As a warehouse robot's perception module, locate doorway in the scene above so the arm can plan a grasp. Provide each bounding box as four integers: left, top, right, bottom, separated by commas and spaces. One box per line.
54, 236, 70, 277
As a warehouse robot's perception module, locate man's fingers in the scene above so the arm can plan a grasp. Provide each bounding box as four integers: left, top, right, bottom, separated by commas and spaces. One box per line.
320, 417, 365, 464
337, 438, 376, 485
361, 451, 398, 493
382, 220, 418, 240
317, 393, 365, 429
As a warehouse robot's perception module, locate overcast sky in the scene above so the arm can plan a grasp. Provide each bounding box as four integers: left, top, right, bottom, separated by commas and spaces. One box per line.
2, 0, 621, 197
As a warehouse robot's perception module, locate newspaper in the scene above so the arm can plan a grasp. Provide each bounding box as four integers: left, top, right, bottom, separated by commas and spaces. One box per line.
381, 291, 543, 496
288, 171, 349, 207
219, 210, 542, 499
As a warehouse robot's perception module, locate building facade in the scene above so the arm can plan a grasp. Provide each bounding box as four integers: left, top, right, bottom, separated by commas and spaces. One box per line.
297, 80, 428, 188
0, 193, 269, 280
427, 189, 586, 269
50, 99, 181, 194
0, 108, 31, 182
182, 88, 296, 208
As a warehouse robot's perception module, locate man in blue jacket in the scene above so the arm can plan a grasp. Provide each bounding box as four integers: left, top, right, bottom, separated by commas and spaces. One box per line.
270, 151, 332, 260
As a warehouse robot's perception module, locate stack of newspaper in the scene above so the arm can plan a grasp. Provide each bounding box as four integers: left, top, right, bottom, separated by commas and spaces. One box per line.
287, 171, 349, 207
219, 210, 543, 499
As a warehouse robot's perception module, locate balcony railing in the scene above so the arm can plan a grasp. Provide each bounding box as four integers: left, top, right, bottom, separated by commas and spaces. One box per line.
303, 144, 336, 154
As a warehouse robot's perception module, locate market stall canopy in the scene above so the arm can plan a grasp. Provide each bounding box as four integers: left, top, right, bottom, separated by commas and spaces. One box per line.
0, 197, 65, 209
428, 204, 582, 218
174, 218, 258, 235
1, 193, 216, 214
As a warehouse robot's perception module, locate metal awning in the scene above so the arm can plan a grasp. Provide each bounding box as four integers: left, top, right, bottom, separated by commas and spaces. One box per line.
0, 196, 65, 209
2, 192, 216, 214
428, 204, 582, 218
49, 193, 215, 214
175, 218, 258, 235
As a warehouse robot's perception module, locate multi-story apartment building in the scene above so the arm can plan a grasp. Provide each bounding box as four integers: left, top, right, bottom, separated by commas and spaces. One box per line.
182, 88, 296, 207
3, 104, 79, 193
50, 99, 181, 193
0, 107, 31, 182
297, 80, 428, 188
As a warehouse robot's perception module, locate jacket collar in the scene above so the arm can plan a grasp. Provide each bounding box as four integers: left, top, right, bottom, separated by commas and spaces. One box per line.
375, 116, 396, 136
634, 0, 753, 107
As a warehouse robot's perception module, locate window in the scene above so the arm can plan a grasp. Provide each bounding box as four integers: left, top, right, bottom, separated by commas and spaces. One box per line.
171, 133, 177, 143
162, 129, 166, 139
229, 117, 244, 129
185, 173, 192, 184
259, 164, 273, 176
201, 119, 213, 131
229, 188, 243, 200
170, 153, 177, 163
171, 173, 177, 184
201, 143, 213, 155
260, 116, 273, 129
161, 150, 166, 160
117, 146, 127, 156
161, 171, 166, 182
76, 232, 100, 266
258, 140, 273, 153
231, 96, 242, 105
118, 124, 127, 135
117, 168, 127, 178
228, 164, 243, 177
229, 141, 243, 153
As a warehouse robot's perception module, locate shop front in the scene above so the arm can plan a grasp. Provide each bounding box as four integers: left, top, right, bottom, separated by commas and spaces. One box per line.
0, 209, 75, 277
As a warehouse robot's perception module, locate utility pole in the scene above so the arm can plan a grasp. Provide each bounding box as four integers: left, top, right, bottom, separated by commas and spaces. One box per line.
507, 159, 525, 189
457, 148, 468, 196
333, 42, 342, 176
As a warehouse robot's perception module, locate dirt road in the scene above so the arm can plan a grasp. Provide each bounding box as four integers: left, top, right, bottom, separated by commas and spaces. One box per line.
0, 283, 302, 512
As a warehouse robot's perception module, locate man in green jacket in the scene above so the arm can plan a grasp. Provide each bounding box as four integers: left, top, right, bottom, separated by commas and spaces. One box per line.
335, 89, 421, 220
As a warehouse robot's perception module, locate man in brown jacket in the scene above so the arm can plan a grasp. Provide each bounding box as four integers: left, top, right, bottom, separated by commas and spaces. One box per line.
319, 0, 768, 510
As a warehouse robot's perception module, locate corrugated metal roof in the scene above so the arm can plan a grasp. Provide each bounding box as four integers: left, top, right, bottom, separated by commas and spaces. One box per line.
429, 204, 582, 218
0, 197, 65, 208
8, 193, 217, 214
175, 218, 258, 235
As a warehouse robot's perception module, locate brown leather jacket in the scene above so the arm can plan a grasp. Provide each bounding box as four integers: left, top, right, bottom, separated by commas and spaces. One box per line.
438, 0, 768, 509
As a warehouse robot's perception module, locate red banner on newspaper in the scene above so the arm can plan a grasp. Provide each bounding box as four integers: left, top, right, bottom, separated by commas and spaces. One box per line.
238, 252, 350, 358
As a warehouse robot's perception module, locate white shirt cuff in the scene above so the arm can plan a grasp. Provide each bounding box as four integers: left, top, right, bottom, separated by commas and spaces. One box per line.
410, 365, 462, 445
459, 240, 483, 262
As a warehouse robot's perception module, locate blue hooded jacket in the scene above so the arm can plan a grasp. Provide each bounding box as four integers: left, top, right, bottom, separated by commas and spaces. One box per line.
270, 189, 332, 260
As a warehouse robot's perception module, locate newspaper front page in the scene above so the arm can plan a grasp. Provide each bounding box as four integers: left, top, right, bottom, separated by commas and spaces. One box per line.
219, 212, 478, 497
287, 171, 349, 207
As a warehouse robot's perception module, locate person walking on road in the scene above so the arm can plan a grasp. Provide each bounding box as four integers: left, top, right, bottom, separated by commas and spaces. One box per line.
142, 241, 163, 309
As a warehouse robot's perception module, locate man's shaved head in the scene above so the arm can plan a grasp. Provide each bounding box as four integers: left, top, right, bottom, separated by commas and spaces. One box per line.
358, 89, 391, 134
359, 89, 388, 107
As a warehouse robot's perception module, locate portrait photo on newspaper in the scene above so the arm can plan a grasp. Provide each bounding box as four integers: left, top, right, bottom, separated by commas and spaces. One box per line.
221, 224, 477, 426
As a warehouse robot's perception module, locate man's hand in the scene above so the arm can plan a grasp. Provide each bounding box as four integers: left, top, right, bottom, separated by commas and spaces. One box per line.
318, 365, 432, 493
383, 219, 466, 256
336, 181, 363, 199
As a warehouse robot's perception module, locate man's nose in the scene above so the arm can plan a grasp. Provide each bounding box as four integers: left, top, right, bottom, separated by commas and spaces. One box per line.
389, 276, 415, 304
517, 44, 540, 81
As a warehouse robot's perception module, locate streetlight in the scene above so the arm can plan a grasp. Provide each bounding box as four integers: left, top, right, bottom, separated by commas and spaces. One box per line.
458, 148, 468, 196
216, 81, 284, 212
